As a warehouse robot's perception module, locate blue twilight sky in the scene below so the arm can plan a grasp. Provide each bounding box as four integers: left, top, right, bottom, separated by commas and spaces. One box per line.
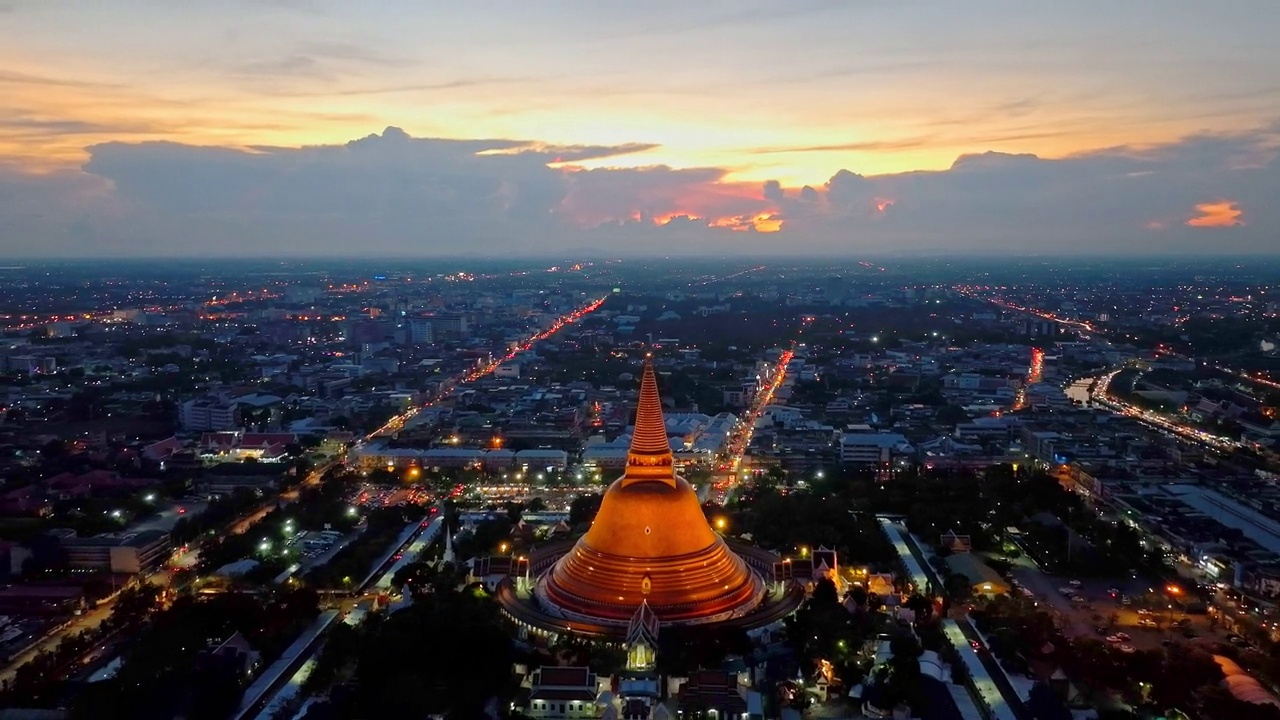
1, 0, 1278, 256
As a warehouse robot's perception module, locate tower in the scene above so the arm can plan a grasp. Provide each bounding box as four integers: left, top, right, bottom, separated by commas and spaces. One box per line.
442, 526, 455, 565
538, 359, 763, 624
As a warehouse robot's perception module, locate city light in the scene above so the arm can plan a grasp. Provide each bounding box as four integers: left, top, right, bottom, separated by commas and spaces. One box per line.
368, 296, 606, 438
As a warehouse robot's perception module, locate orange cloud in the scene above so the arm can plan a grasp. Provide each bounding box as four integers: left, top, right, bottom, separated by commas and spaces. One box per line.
557, 166, 777, 230
708, 213, 782, 233
1186, 200, 1244, 228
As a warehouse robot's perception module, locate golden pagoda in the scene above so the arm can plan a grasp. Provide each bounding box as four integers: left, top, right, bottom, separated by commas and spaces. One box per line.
538, 359, 762, 624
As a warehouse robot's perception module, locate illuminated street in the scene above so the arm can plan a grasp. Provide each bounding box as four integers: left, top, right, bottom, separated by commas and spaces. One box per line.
712, 347, 795, 503
367, 296, 607, 438
1090, 369, 1243, 452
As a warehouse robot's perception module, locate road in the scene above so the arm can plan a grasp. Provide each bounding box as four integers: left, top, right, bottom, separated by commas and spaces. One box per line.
1091, 368, 1242, 452
0, 603, 113, 686
0, 297, 604, 689
711, 346, 794, 503
0, 563, 176, 686
130, 501, 210, 534
226, 461, 335, 536
0, 461, 336, 685
881, 519, 1030, 720
964, 290, 1249, 455
368, 295, 607, 438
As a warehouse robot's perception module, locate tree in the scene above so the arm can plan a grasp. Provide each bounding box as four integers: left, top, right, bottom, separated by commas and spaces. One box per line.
569, 493, 602, 527
109, 582, 162, 627
812, 578, 840, 608
341, 591, 513, 718
935, 404, 972, 426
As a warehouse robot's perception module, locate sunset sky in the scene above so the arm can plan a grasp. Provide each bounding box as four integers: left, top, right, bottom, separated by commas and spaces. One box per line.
2, 0, 1278, 256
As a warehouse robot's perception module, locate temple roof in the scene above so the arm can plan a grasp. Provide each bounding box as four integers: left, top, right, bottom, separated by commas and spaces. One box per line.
627, 599, 660, 646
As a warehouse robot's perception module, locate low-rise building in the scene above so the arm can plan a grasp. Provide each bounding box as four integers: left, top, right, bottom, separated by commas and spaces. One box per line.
526, 666, 602, 719
56, 530, 170, 575
838, 427, 912, 467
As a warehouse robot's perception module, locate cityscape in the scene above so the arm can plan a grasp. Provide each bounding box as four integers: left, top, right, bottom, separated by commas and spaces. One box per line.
3, 3, 1280, 720
0, 258, 1278, 720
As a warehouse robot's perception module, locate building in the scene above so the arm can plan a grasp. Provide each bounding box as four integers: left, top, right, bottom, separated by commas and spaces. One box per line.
0, 584, 87, 615
944, 553, 1010, 596
422, 313, 467, 336
405, 318, 434, 345
56, 530, 171, 575
515, 448, 570, 471
536, 361, 764, 624
180, 397, 240, 432
5, 355, 56, 374
526, 666, 602, 719
196, 464, 288, 494
838, 427, 912, 466
676, 670, 748, 719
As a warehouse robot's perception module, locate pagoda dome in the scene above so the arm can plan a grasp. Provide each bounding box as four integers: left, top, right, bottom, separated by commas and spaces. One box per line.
539, 359, 762, 624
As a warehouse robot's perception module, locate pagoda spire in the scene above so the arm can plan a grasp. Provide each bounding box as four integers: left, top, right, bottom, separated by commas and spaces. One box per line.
621, 357, 676, 488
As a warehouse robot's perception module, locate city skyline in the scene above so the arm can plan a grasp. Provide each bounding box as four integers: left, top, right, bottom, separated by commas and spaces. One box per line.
2, 1, 1279, 257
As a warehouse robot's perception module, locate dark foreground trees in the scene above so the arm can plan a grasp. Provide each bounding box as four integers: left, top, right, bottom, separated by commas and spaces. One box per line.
333, 589, 513, 719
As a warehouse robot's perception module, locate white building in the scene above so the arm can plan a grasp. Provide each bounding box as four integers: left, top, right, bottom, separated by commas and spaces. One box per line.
839, 428, 912, 466
180, 397, 240, 432
406, 318, 434, 345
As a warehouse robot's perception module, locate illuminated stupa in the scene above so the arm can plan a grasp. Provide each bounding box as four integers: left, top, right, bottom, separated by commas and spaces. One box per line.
534, 360, 764, 625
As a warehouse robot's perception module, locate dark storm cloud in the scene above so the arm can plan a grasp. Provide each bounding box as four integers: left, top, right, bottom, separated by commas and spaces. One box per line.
1, 124, 1277, 257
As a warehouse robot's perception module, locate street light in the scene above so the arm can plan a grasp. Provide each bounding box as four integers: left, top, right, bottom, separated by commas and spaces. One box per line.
715, 517, 728, 531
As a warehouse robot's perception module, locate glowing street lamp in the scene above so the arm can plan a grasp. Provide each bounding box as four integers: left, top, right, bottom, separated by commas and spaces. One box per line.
715, 517, 728, 532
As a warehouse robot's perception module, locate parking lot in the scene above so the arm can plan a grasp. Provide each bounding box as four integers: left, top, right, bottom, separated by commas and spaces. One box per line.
347, 484, 431, 510
1009, 558, 1235, 652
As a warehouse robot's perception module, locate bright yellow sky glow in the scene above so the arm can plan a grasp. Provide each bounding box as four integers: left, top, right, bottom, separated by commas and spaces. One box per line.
3, 0, 1278, 186
1, 1, 1278, 258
